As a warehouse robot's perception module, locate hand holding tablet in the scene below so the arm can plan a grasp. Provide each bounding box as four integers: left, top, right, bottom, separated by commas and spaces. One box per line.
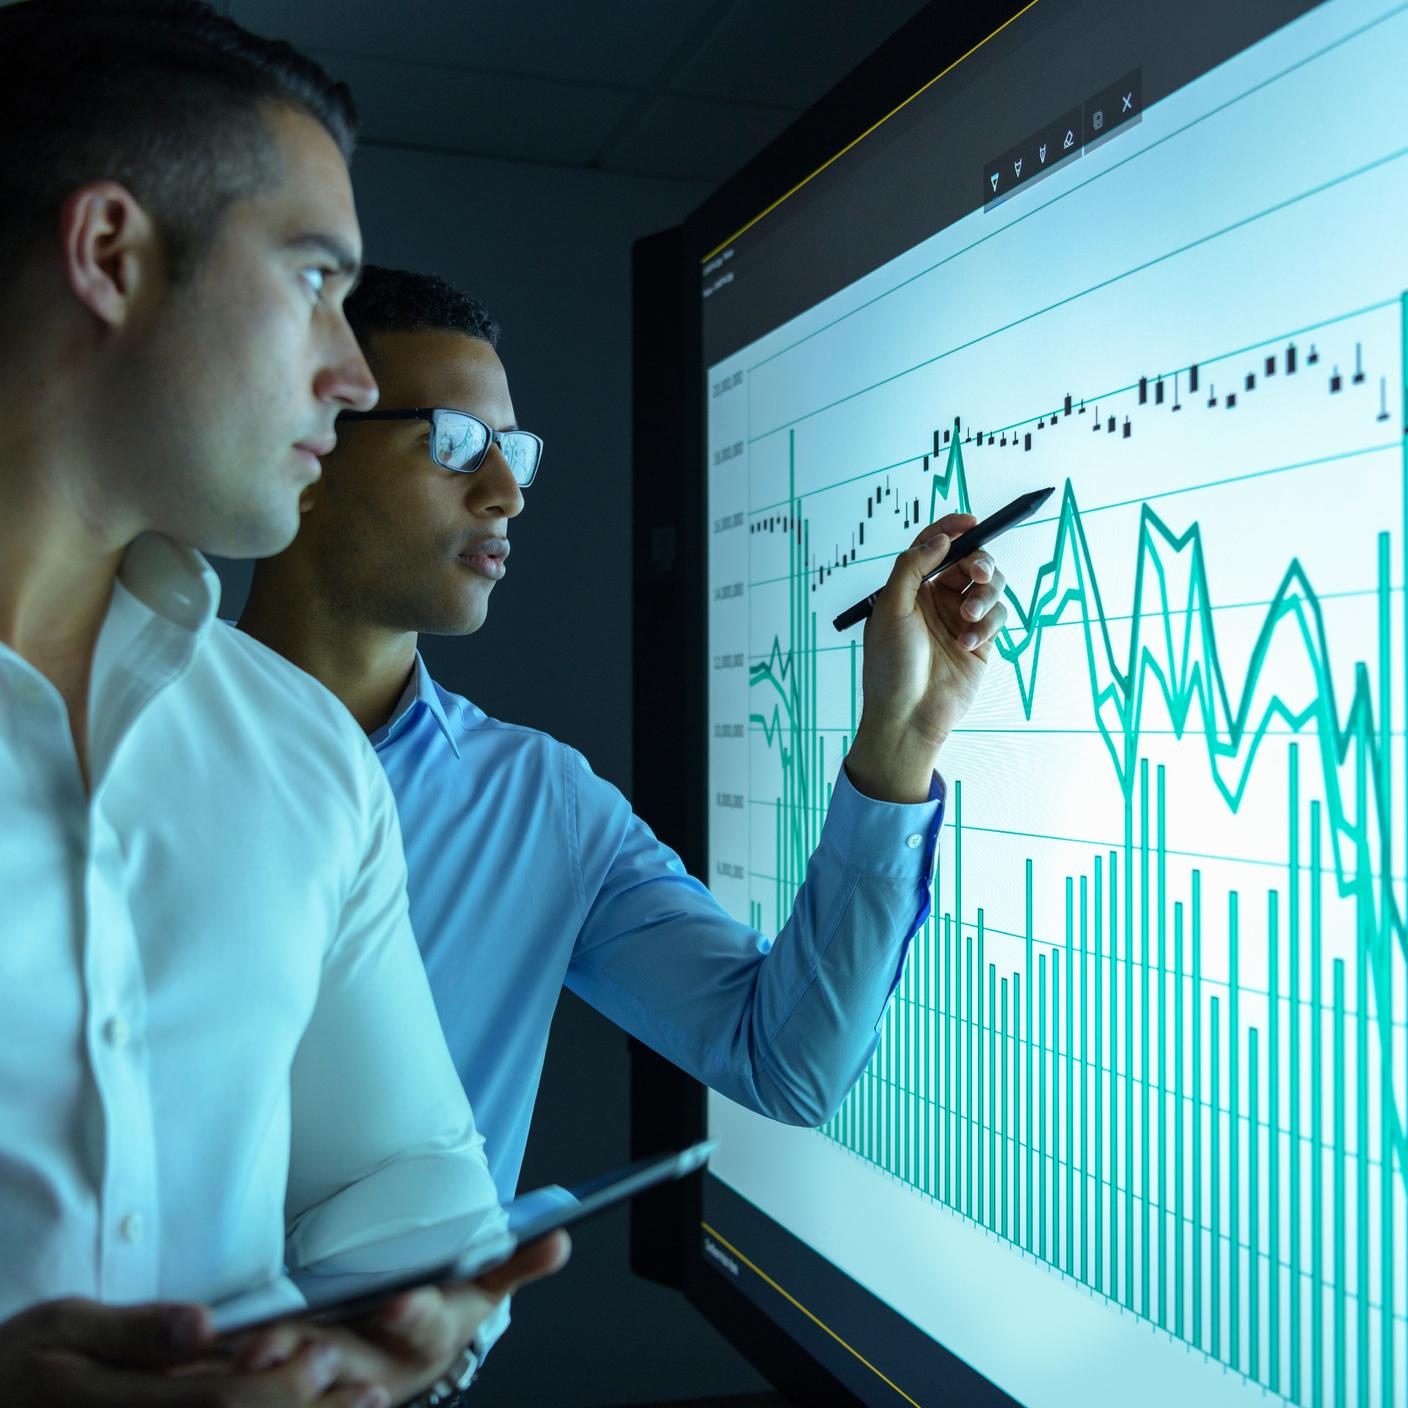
202, 1142, 715, 1401
213, 1140, 715, 1337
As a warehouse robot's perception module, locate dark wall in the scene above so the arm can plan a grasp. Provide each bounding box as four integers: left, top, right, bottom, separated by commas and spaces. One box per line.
211, 144, 772, 1405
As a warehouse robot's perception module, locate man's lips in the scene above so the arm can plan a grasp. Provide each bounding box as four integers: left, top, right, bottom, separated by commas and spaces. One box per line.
293, 437, 338, 472
458, 537, 510, 581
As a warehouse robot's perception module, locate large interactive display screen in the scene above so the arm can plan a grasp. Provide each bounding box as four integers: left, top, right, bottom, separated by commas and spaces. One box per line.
698, 1, 1407, 1402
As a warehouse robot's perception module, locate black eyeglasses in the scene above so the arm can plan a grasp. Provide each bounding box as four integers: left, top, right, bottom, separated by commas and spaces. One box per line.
340, 408, 544, 486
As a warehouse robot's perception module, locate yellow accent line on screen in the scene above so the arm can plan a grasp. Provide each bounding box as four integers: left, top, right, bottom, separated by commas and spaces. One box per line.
700, 1221, 924, 1408
700, 0, 1043, 264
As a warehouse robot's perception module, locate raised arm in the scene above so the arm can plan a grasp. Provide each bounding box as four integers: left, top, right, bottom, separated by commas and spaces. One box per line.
568, 516, 1007, 1124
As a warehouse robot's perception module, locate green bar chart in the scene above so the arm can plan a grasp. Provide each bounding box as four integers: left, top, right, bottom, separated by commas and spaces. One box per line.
745, 306, 1408, 1403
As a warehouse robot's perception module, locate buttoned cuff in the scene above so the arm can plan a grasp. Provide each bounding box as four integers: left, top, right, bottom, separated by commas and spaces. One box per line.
473, 1293, 511, 1361
821, 763, 945, 878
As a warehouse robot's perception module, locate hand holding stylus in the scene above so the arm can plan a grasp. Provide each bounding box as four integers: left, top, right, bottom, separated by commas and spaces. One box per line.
842, 513, 1008, 804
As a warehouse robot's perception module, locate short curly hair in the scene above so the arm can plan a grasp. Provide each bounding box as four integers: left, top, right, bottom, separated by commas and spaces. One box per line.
0, 0, 357, 280
343, 265, 502, 355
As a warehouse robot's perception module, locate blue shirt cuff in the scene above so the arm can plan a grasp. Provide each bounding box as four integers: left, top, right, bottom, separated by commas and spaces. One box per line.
820, 763, 946, 879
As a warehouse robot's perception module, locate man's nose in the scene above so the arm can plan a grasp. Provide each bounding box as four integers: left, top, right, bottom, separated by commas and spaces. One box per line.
317, 322, 379, 412
469, 445, 526, 518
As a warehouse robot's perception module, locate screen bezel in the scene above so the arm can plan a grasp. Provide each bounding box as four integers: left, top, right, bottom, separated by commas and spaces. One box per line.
628, 1, 1031, 1399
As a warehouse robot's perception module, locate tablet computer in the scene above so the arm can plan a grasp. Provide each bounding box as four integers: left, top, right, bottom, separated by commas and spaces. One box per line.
212, 1139, 715, 1336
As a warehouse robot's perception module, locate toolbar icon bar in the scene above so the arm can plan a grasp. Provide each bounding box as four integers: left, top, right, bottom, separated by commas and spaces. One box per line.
985, 69, 1143, 208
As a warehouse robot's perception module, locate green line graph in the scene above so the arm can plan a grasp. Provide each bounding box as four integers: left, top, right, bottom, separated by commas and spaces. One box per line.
745, 298, 1408, 1403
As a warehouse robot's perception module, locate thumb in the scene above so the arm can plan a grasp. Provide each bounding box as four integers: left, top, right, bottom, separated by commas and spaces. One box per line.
473, 1230, 571, 1300
24, 1296, 212, 1369
876, 531, 950, 617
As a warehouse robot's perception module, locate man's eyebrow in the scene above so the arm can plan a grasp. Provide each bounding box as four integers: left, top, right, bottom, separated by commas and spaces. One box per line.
285, 233, 362, 282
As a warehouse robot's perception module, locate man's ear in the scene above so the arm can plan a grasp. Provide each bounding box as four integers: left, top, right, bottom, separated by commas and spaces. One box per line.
58, 181, 161, 330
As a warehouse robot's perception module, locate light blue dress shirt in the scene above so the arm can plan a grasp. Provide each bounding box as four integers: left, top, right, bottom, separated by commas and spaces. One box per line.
369, 656, 945, 1203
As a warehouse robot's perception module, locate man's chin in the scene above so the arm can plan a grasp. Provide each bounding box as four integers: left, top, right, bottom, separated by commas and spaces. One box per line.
212, 511, 302, 561
170, 500, 301, 561
416, 593, 493, 638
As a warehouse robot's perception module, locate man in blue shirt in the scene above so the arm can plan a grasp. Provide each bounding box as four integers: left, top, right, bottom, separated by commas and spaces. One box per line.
239, 265, 1009, 1206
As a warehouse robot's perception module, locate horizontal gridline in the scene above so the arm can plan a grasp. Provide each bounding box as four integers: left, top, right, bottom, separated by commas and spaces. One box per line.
856, 1056, 1405, 1187
744, 348, 1397, 518
744, 582, 1400, 641
744, 726, 1408, 737
743, 828, 1408, 888
745, 148, 1407, 445
737, 885, 1408, 1021
883, 985, 1408, 1048
744, 441, 1401, 588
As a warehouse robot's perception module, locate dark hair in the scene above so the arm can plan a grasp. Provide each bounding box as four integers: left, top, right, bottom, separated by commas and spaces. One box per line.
344, 266, 502, 356
0, 0, 357, 279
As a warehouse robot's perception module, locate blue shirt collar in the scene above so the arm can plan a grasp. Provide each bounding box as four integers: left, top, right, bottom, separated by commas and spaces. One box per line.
371, 652, 462, 759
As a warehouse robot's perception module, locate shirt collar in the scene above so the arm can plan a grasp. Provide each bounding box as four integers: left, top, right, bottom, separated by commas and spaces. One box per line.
374, 652, 462, 759
116, 531, 221, 636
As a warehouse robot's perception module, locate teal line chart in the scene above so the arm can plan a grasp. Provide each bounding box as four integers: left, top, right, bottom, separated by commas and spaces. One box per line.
739, 297, 1408, 1404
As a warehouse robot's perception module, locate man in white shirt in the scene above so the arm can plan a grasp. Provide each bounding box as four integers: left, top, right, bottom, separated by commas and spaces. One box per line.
0, 3, 564, 1405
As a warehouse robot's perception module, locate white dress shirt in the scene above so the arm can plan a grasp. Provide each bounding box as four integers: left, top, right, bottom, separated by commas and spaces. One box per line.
0, 533, 503, 1324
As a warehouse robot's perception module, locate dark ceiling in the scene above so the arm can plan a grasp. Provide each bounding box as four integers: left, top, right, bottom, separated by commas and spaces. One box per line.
223, 0, 931, 184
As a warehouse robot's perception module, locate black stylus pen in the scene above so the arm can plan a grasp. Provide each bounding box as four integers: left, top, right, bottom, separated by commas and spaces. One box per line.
832, 486, 1055, 631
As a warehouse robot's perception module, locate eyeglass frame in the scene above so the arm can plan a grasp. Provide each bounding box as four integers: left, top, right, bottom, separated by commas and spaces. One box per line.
339, 407, 544, 486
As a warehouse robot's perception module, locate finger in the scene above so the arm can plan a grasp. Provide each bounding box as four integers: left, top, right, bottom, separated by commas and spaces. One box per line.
912, 513, 975, 545
934, 591, 1008, 651
932, 550, 998, 594
44, 1339, 364, 1408
313, 1385, 392, 1408
948, 573, 1006, 626
875, 532, 951, 618
957, 551, 998, 586
304, 1386, 391, 1408
30, 1296, 213, 1369
229, 1340, 367, 1407
360, 1285, 458, 1366
968, 597, 1009, 648
364, 1232, 564, 1363
472, 1230, 571, 1300
368, 1286, 441, 1335
230, 1320, 308, 1374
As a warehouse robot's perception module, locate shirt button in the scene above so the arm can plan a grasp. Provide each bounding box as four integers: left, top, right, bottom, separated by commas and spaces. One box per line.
905, 833, 924, 849
102, 1016, 132, 1049
119, 1212, 145, 1243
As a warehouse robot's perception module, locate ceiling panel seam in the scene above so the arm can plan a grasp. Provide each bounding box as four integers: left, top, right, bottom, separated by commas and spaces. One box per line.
587, 0, 745, 169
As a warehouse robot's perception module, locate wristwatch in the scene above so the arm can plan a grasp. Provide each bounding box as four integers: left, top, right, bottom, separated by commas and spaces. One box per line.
405, 1342, 480, 1406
